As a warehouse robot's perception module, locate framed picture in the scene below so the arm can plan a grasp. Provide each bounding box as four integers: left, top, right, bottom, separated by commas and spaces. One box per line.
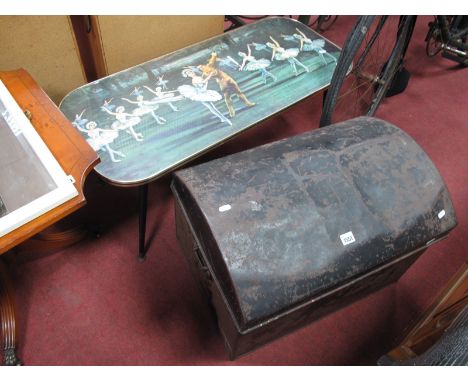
0, 80, 78, 237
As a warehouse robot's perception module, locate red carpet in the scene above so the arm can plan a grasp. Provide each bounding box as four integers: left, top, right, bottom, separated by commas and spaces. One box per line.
4, 16, 467, 365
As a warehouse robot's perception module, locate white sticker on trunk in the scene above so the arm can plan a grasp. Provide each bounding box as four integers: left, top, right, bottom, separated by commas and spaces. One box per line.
438, 210, 446, 219
340, 231, 356, 246
219, 204, 231, 212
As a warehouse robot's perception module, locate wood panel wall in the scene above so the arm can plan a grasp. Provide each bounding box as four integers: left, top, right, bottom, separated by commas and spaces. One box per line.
0, 16, 225, 104
0, 16, 86, 105
96, 16, 224, 75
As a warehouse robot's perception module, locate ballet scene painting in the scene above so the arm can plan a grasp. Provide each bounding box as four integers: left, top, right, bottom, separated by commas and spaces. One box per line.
60, 18, 341, 185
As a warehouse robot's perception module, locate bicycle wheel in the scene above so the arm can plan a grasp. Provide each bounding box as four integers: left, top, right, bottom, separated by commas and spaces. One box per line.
320, 16, 415, 127
426, 20, 443, 57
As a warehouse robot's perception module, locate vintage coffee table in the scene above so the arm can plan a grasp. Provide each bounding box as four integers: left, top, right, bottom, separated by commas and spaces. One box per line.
59, 17, 342, 260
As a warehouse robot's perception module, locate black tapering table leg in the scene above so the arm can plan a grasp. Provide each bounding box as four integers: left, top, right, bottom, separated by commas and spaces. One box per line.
138, 184, 148, 262
322, 89, 328, 107
319, 89, 329, 128
298, 15, 311, 25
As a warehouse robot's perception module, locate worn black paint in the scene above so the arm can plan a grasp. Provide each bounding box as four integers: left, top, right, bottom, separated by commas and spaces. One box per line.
172, 116, 457, 358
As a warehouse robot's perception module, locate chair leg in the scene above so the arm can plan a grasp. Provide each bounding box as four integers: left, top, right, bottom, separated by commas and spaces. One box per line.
0, 260, 21, 366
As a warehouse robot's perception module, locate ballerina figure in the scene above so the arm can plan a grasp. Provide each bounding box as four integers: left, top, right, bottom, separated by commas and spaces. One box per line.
143, 85, 183, 112
223, 45, 277, 84
121, 95, 167, 125
130, 87, 144, 97
71, 109, 89, 130
101, 104, 144, 142
72, 111, 125, 162
261, 36, 309, 76
198, 52, 255, 118
177, 67, 232, 126
102, 98, 116, 111
282, 28, 337, 65
157, 75, 169, 90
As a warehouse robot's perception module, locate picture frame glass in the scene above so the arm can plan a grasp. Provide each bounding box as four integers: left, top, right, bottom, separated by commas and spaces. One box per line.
0, 80, 78, 237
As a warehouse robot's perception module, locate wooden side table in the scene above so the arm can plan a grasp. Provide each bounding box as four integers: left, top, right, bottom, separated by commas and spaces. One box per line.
0, 69, 99, 365
382, 261, 467, 363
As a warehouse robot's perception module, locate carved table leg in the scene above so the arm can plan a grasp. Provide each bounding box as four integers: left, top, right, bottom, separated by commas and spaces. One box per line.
0, 260, 21, 366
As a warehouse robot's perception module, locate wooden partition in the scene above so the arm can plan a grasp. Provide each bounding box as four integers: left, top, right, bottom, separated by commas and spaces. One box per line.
0, 16, 86, 105
0, 16, 225, 103
94, 16, 225, 76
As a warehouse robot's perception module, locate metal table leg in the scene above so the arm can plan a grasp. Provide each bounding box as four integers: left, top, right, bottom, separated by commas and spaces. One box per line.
298, 15, 311, 25
138, 184, 148, 262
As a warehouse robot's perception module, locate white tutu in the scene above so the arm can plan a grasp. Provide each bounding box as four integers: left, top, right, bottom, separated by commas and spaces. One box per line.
155, 91, 177, 99
178, 84, 222, 102
99, 129, 119, 143
111, 116, 141, 130
87, 129, 118, 150
132, 105, 158, 117
149, 94, 182, 104
302, 39, 326, 52
87, 138, 101, 151
244, 58, 271, 71
274, 48, 300, 61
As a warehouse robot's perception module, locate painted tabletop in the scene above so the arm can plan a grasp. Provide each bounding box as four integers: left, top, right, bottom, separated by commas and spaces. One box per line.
60, 17, 341, 186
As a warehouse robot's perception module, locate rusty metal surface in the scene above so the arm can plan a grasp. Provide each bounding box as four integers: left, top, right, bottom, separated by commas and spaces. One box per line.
174, 195, 430, 359
172, 116, 457, 331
